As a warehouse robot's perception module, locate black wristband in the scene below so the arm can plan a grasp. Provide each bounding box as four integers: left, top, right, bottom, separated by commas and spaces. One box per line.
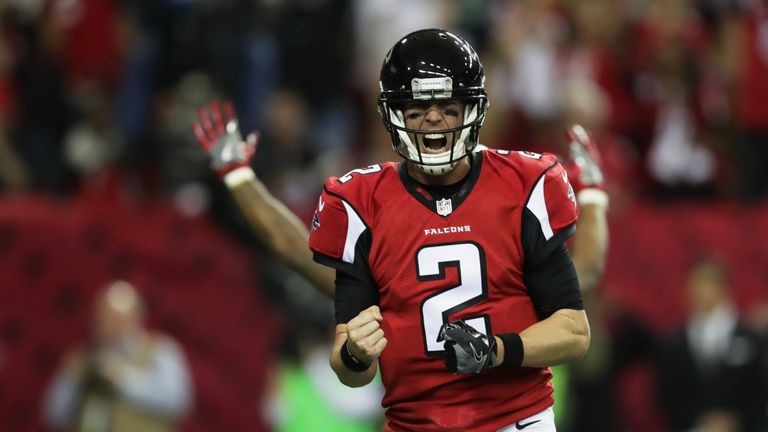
499, 333, 524, 368
340, 341, 372, 372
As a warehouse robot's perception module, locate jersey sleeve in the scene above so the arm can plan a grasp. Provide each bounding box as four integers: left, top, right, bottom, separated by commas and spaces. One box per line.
522, 159, 579, 266
309, 183, 372, 281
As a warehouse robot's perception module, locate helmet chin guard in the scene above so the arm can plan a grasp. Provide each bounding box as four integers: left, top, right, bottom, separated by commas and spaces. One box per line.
378, 29, 489, 176
384, 100, 486, 175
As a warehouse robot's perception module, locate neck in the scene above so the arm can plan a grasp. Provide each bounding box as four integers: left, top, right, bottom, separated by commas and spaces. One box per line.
406, 157, 471, 186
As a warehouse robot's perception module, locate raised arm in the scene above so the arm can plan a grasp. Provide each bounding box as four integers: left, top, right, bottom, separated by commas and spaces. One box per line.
193, 101, 335, 297
564, 125, 609, 295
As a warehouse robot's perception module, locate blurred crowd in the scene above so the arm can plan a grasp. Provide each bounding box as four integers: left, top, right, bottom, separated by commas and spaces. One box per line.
1, 0, 767, 431
0, 0, 767, 208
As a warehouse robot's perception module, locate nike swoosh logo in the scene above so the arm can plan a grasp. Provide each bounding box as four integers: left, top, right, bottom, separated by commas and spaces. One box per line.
318, 196, 325, 212
516, 419, 541, 429
469, 344, 483, 362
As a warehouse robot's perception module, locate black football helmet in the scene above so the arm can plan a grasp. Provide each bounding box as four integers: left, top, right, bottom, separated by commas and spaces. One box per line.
378, 29, 489, 175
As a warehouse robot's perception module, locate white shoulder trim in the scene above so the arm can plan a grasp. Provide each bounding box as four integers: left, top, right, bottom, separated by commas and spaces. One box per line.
526, 176, 554, 240
341, 200, 367, 264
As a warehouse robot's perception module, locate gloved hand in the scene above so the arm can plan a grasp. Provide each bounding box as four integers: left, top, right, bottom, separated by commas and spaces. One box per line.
438, 320, 496, 374
192, 101, 258, 177
564, 124, 604, 194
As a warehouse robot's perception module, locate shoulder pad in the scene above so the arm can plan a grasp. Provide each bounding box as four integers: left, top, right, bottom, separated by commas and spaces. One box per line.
487, 149, 558, 170
310, 162, 396, 263
523, 156, 578, 241
324, 162, 396, 203
309, 187, 367, 264
484, 150, 577, 239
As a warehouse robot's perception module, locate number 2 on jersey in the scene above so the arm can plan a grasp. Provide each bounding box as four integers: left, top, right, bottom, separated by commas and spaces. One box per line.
338, 164, 382, 183
417, 242, 490, 355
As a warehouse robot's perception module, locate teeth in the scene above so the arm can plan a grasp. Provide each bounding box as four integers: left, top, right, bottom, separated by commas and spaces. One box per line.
425, 133, 445, 139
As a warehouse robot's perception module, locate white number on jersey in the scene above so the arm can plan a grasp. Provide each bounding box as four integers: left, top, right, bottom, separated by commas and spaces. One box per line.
417, 242, 490, 355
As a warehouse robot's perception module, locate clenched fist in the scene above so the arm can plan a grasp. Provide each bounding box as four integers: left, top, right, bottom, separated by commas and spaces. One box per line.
345, 305, 388, 364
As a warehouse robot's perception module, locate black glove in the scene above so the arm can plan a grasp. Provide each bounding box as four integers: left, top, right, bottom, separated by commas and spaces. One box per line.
438, 320, 497, 374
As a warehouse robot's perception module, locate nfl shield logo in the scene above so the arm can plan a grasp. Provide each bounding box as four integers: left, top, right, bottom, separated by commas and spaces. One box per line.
436, 198, 453, 216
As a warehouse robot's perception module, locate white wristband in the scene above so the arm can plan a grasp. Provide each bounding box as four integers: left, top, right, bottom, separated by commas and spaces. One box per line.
223, 166, 256, 188
577, 188, 609, 209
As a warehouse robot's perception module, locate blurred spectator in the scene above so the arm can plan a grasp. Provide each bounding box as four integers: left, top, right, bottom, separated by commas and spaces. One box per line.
560, 78, 641, 209
114, 0, 273, 164
0, 17, 29, 190
253, 89, 313, 182
351, 0, 459, 164
656, 256, 768, 432
252, 88, 331, 219
747, 301, 768, 339
485, 0, 566, 148
0, 126, 28, 190
352, 0, 455, 93
47, 0, 121, 90
633, 0, 723, 199
644, 33, 718, 197
240, 0, 356, 165
562, 288, 658, 432
10, 2, 76, 193
728, 1, 768, 199
63, 83, 122, 193
43, 280, 192, 432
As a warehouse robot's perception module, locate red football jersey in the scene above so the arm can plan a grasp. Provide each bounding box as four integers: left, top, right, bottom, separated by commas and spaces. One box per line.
309, 150, 578, 431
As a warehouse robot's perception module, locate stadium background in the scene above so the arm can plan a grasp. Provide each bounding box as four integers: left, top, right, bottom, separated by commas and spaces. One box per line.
0, 0, 766, 431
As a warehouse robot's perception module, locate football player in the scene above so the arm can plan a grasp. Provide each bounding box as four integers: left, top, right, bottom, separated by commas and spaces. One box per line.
307, 29, 588, 431
192, 117, 607, 300
194, 30, 609, 431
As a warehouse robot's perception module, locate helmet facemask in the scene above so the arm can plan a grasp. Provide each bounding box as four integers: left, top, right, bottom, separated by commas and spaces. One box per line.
378, 83, 488, 176
378, 29, 489, 175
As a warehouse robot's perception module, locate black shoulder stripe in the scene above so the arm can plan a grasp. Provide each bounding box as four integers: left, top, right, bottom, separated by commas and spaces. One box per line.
313, 252, 371, 283
322, 186, 371, 232
525, 223, 576, 269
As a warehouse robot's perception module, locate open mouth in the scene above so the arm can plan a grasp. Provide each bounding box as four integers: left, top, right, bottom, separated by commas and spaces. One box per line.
422, 133, 448, 153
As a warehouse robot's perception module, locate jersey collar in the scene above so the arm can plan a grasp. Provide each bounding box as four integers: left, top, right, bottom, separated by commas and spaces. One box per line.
398, 152, 483, 218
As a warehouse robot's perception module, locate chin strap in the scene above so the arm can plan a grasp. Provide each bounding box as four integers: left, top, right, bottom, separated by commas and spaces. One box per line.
416, 159, 458, 175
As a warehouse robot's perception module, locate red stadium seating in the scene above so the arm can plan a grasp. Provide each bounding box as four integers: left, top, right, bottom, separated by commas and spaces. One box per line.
1, 195, 766, 431
0, 196, 278, 432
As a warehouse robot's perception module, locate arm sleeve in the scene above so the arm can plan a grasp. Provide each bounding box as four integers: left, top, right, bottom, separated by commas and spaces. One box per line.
521, 160, 582, 319
334, 268, 379, 324
524, 241, 583, 320
309, 186, 379, 324
320, 226, 378, 324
